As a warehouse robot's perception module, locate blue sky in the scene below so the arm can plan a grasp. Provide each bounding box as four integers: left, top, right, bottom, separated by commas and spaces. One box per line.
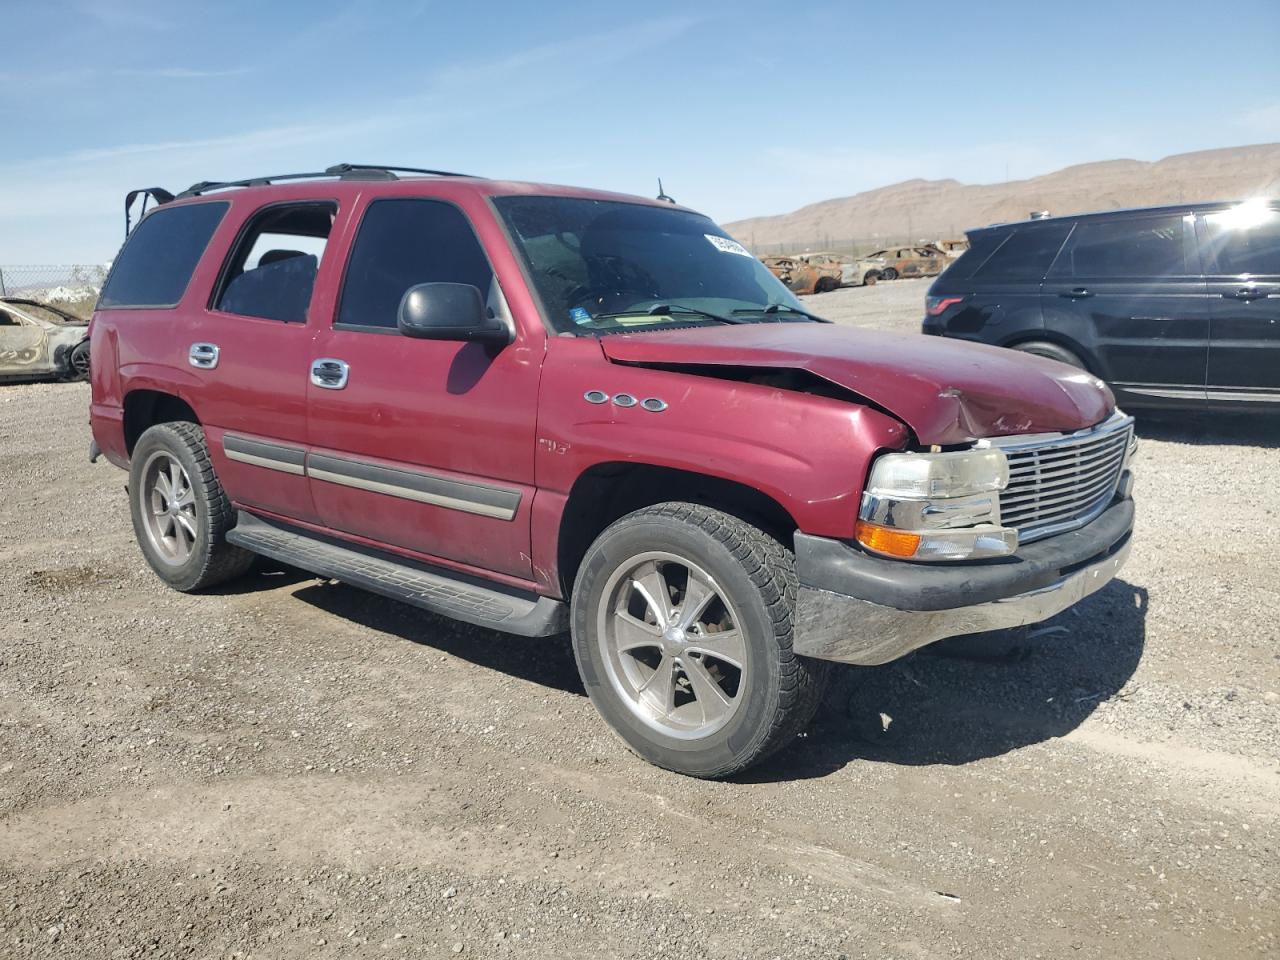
2, 0, 1278, 263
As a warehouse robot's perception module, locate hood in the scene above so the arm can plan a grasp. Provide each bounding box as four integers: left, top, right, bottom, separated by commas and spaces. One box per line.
599, 324, 1114, 446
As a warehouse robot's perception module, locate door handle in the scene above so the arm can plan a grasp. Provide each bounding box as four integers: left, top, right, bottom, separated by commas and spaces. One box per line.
1058, 288, 1093, 299
1224, 287, 1266, 301
310, 358, 349, 390
188, 343, 220, 369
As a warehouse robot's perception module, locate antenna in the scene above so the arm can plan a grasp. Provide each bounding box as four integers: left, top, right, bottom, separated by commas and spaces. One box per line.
656, 178, 676, 204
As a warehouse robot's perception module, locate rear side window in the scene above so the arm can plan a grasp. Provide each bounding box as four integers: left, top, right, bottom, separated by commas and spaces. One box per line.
337, 199, 493, 330
99, 202, 228, 308
941, 231, 1007, 281
1049, 214, 1188, 278
1200, 204, 1280, 276
971, 223, 1073, 281
213, 202, 335, 323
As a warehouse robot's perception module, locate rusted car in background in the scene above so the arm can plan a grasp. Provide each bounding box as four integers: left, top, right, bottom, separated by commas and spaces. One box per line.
0, 298, 91, 382
934, 238, 970, 258
794, 251, 885, 287
864, 245, 949, 281
760, 255, 843, 294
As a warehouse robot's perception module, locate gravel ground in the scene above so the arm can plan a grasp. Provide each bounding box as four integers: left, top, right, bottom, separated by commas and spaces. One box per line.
1, 280, 1277, 959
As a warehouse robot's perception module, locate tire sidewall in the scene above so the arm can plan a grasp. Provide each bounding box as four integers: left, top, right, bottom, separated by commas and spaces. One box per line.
128, 425, 215, 591
571, 512, 787, 777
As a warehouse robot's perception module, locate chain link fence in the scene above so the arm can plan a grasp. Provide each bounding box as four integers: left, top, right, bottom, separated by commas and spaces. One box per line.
0, 265, 108, 319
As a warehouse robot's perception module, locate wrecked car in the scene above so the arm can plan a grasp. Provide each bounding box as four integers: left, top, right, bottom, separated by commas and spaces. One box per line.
90, 164, 1136, 779
863, 245, 949, 281
793, 251, 883, 287
0, 298, 90, 382
760, 255, 843, 294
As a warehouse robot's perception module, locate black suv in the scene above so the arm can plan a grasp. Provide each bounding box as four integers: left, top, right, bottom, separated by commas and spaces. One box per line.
923, 200, 1280, 411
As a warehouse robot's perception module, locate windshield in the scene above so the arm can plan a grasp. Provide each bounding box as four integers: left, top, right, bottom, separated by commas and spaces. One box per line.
493, 196, 809, 334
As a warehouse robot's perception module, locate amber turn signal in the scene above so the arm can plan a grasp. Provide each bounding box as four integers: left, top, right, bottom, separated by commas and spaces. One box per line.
855, 520, 921, 558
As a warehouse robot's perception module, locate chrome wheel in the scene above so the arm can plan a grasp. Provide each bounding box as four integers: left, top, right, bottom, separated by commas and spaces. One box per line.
597, 551, 748, 740
139, 451, 198, 566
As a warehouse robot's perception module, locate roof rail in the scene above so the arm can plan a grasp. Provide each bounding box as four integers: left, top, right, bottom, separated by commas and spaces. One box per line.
175, 163, 480, 199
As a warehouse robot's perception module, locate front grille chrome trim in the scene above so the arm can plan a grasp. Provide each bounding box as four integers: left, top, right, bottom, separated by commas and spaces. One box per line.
985, 411, 1134, 544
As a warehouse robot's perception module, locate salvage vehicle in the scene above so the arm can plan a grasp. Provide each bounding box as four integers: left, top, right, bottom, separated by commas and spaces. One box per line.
934, 238, 969, 258
924, 199, 1280, 411
794, 251, 883, 287
864, 245, 948, 281
89, 164, 1137, 778
0, 298, 91, 382
760, 255, 842, 294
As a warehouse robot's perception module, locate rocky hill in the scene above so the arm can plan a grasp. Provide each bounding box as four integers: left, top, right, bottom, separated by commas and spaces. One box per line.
725, 143, 1280, 249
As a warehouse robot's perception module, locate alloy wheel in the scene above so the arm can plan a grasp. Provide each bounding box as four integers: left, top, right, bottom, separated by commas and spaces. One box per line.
140, 451, 198, 565
597, 552, 749, 740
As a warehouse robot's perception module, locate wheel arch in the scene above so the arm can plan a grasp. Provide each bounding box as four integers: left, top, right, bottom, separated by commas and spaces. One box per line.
555, 462, 799, 598
123, 388, 201, 454
999, 331, 1097, 374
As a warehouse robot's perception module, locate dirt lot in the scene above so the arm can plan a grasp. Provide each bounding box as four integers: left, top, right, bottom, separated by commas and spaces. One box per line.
2, 278, 1277, 959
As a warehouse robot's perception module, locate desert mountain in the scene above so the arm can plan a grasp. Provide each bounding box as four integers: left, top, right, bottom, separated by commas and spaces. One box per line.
724, 143, 1280, 250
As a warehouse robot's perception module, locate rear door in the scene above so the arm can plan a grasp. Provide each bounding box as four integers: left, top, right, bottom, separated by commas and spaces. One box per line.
304, 195, 540, 581
1040, 212, 1209, 408
189, 199, 340, 524
947, 221, 1073, 341
1196, 201, 1280, 408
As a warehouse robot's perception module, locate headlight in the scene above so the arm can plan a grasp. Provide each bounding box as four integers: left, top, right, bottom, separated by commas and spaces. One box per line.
857, 447, 1017, 562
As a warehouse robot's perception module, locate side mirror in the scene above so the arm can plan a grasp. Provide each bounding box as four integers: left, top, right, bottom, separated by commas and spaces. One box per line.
397, 282, 511, 345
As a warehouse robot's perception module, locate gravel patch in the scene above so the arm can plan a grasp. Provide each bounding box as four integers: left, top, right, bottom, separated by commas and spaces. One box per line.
1, 285, 1277, 959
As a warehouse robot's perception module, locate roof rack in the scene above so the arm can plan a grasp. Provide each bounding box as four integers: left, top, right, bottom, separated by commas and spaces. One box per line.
174, 163, 480, 199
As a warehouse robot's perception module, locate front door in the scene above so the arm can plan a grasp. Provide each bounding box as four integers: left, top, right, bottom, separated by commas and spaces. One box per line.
305, 196, 540, 581
1197, 202, 1280, 409
1040, 211, 1209, 409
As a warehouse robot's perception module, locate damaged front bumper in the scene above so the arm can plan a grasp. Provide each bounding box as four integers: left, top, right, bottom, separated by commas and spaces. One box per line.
793, 498, 1134, 666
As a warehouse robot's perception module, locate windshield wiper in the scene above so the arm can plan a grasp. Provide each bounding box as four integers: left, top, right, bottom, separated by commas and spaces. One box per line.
733, 303, 831, 323
645, 303, 747, 325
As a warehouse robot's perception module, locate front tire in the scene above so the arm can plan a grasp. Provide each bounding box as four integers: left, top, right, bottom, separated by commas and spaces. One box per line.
880, 267, 898, 281
570, 503, 828, 779
128, 421, 254, 592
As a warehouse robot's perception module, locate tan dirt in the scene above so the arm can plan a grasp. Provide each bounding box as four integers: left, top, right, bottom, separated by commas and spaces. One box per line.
1, 286, 1277, 958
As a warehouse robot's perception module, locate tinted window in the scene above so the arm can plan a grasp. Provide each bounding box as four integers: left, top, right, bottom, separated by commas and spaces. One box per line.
214, 202, 334, 323
1051, 215, 1187, 278
1201, 203, 1280, 276
99, 202, 227, 308
940, 231, 1007, 281
972, 223, 1072, 281
338, 199, 492, 330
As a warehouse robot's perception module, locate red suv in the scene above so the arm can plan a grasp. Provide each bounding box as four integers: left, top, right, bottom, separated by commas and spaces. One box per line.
89, 164, 1136, 778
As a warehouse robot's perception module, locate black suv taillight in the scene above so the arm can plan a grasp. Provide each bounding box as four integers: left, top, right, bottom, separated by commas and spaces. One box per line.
925, 295, 966, 316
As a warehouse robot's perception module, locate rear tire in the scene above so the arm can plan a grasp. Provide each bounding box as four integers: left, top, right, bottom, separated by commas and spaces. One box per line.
815, 276, 838, 293
570, 503, 828, 779
1011, 340, 1086, 370
880, 267, 898, 281
128, 421, 255, 592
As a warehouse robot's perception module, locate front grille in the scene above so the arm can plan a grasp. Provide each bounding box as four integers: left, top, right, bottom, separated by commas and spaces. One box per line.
993, 413, 1133, 543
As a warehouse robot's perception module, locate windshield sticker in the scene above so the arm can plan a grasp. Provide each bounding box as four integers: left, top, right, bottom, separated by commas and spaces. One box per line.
569, 306, 593, 326
704, 234, 753, 258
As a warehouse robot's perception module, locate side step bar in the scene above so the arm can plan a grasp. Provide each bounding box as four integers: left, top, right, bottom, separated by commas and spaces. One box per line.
226, 512, 568, 638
